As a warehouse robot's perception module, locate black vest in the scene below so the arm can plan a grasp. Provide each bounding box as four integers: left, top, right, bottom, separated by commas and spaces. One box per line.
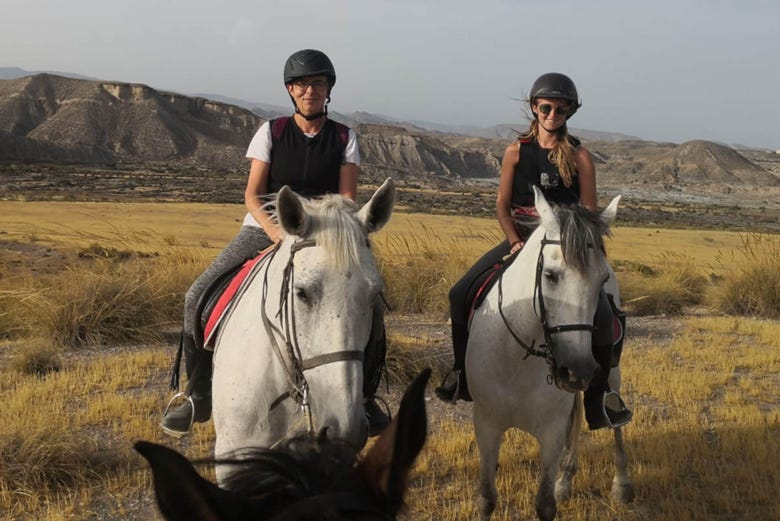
511, 137, 581, 207
268, 118, 348, 196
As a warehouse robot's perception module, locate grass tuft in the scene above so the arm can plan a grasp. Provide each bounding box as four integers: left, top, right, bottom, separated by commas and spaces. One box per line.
617, 252, 708, 316
8, 339, 61, 377
710, 233, 780, 319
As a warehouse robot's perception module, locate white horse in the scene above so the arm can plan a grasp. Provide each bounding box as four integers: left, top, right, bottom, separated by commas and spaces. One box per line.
467, 187, 633, 521
211, 179, 394, 483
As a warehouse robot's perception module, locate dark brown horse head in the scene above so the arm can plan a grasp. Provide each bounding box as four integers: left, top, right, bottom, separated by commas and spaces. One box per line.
136, 368, 430, 521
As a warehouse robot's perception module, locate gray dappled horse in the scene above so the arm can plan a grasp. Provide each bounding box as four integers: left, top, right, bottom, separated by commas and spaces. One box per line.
467, 187, 633, 520
211, 180, 394, 483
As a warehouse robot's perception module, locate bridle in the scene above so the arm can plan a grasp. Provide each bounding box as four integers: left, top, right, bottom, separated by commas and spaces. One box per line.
498, 234, 596, 383
261, 239, 364, 436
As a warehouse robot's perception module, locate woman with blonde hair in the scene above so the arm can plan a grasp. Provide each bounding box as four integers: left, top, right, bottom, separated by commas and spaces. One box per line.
436, 73, 631, 430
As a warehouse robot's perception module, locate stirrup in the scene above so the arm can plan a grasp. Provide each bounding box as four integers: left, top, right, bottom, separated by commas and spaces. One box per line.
435, 370, 470, 403
604, 391, 633, 428
160, 392, 195, 438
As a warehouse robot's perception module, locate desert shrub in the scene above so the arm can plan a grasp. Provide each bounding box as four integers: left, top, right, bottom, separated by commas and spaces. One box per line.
0, 428, 119, 495
7, 339, 61, 376
616, 252, 708, 316
21, 250, 206, 348
77, 242, 154, 261
375, 224, 497, 315
385, 331, 448, 385
0, 288, 27, 340
710, 233, 780, 318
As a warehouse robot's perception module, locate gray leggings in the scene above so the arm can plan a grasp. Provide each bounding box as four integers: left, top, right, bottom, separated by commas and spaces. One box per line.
183, 226, 273, 335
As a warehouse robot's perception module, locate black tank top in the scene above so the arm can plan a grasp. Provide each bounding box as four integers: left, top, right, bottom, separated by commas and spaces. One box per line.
268, 118, 347, 197
511, 137, 581, 207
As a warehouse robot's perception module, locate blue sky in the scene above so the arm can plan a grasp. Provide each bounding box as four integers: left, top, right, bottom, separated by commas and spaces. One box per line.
2, 0, 778, 149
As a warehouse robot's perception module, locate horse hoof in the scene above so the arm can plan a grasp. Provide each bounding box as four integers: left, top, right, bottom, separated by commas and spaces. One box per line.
554, 479, 572, 502
477, 495, 496, 520
611, 480, 635, 503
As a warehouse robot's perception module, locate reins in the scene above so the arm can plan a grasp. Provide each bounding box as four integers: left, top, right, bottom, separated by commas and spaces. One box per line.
497, 234, 595, 383
261, 238, 364, 436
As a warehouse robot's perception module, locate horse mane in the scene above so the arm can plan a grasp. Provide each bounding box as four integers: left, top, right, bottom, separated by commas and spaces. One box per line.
216, 436, 388, 520
555, 204, 610, 273
273, 194, 366, 271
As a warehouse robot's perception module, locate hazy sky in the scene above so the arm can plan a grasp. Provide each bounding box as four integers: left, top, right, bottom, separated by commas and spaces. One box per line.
3, 0, 778, 149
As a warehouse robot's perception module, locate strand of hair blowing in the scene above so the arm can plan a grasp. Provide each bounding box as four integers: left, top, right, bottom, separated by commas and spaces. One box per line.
520, 120, 578, 187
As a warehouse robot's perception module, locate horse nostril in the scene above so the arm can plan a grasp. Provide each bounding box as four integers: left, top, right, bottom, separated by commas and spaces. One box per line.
557, 366, 575, 384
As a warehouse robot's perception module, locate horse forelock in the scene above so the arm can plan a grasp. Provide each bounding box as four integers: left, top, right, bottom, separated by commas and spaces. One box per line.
268, 195, 367, 270
301, 195, 368, 270
556, 205, 609, 273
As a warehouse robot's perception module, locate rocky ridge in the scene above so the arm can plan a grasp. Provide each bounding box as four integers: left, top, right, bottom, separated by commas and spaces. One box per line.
1, 73, 779, 218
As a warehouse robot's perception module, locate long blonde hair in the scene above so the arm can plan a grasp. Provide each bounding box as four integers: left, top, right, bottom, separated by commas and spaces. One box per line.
519, 119, 578, 187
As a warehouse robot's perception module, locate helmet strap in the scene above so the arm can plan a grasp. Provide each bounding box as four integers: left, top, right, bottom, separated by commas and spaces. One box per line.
288, 94, 330, 121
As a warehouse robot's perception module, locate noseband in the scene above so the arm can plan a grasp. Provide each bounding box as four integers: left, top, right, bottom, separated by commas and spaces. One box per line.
498, 234, 595, 381
261, 239, 364, 435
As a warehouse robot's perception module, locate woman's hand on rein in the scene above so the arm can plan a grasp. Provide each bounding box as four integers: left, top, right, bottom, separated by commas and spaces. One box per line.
510, 240, 524, 255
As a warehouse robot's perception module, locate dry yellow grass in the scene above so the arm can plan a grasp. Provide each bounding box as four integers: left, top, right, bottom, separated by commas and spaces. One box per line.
0, 201, 778, 520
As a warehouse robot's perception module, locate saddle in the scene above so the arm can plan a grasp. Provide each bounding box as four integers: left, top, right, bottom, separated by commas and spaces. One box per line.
194, 247, 274, 351
466, 257, 514, 328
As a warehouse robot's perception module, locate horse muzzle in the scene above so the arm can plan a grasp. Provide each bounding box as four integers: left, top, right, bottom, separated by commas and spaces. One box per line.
551, 355, 598, 393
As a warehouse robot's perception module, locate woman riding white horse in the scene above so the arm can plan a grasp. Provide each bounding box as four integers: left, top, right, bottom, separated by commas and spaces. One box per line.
161, 49, 388, 437
437, 72, 631, 430
469, 187, 634, 520
212, 179, 395, 483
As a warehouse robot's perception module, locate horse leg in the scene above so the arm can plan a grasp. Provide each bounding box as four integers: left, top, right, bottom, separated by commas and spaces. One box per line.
607, 366, 634, 503
474, 406, 503, 521
610, 425, 634, 503
535, 423, 568, 521
555, 394, 582, 502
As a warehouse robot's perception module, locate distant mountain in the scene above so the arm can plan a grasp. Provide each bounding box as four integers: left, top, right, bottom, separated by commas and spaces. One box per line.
0, 74, 260, 168
0, 73, 500, 180
0, 66, 94, 81
1, 72, 776, 196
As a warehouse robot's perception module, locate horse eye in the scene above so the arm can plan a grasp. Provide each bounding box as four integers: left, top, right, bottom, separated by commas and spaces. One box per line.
295, 288, 310, 304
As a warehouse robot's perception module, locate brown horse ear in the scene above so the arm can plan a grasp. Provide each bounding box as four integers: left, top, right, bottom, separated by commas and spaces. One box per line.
360, 368, 430, 514
135, 441, 248, 521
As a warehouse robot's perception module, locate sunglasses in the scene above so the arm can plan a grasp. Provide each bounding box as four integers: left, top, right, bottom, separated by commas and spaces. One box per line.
537, 103, 571, 116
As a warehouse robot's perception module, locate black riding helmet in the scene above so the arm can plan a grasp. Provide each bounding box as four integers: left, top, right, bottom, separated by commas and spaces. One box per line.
283, 49, 336, 120
530, 72, 581, 119
284, 49, 336, 87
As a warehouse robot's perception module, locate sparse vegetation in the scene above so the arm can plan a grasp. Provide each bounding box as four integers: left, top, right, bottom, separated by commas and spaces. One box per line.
617, 251, 709, 316
710, 233, 780, 318
0, 202, 777, 520
375, 223, 499, 314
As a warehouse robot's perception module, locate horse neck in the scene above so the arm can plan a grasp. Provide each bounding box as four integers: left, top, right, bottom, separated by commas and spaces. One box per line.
502, 230, 549, 297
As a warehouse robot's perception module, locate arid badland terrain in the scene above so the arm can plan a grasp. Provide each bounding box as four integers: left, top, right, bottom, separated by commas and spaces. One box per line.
1, 72, 779, 231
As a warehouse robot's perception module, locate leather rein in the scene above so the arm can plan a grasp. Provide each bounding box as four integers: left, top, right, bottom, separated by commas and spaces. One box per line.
497, 234, 596, 383
260, 239, 364, 435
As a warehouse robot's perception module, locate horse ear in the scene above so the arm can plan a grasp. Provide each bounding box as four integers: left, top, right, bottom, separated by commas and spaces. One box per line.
357, 178, 395, 233
533, 185, 558, 231
277, 185, 312, 237
600, 195, 621, 227
135, 441, 247, 521
361, 367, 430, 515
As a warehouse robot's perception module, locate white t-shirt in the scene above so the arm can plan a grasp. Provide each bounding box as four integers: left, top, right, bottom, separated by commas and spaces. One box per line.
242, 120, 361, 227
